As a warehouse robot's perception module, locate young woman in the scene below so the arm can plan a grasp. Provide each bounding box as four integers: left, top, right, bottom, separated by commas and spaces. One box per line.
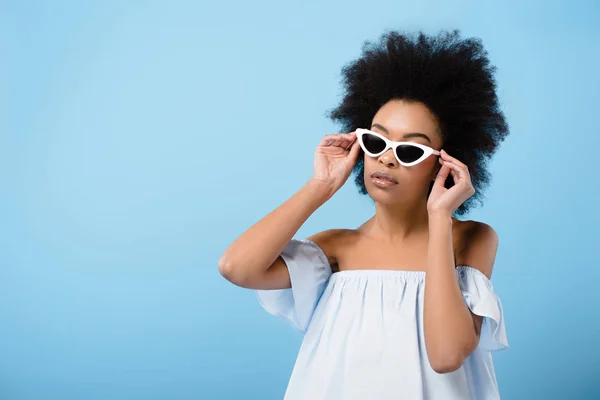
219, 29, 510, 400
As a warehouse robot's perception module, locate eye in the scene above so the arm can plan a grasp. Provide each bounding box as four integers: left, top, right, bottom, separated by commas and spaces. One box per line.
395, 145, 425, 163
362, 134, 386, 153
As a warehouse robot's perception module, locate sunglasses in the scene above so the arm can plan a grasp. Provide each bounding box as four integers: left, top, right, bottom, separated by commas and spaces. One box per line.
355, 128, 441, 167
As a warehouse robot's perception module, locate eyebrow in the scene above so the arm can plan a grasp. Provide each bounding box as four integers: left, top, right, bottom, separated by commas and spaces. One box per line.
371, 123, 431, 143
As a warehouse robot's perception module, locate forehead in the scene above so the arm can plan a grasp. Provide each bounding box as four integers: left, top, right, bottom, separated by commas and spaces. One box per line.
371, 99, 441, 145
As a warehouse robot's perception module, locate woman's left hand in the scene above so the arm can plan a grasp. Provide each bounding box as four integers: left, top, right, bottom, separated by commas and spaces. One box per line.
427, 149, 475, 217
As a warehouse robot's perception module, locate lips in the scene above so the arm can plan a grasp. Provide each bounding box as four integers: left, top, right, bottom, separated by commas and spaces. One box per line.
371, 171, 398, 184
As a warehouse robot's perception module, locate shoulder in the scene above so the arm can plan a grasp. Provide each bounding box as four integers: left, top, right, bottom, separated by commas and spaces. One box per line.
454, 219, 498, 244
455, 219, 499, 279
306, 228, 355, 269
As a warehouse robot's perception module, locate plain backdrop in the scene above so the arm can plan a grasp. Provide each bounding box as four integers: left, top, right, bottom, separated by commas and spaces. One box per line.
2, 0, 600, 399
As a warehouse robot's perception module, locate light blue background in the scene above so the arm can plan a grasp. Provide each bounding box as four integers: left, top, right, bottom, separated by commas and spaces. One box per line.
3, 0, 599, 399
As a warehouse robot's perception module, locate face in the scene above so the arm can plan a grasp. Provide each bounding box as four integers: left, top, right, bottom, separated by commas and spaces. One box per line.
363, 99, 443, 205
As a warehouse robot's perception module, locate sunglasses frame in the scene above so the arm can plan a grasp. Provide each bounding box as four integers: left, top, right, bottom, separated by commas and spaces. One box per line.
355, 128, 441, 167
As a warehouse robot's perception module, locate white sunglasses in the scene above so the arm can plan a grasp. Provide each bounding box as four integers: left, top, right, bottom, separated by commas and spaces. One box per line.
355, 128, 441, 167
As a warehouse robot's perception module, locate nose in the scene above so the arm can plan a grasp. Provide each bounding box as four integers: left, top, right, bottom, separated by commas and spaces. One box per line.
378, 149, 398, 168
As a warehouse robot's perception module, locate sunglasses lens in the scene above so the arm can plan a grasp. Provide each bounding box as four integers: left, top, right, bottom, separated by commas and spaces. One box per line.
396, 145, 425, 163
362, 134, 386, 154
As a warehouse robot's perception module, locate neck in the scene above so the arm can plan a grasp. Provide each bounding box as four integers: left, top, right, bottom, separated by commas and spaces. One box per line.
369, 200, 433, 243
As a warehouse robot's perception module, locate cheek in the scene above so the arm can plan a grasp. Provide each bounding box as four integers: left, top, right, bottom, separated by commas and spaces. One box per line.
414, 161, 437, 179
362, 156, 378, 172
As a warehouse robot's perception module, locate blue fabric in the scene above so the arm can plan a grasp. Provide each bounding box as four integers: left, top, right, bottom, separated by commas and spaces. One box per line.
256, 239, 509, 400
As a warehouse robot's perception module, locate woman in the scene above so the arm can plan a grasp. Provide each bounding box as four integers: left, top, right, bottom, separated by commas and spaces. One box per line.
219, 29, 510, 400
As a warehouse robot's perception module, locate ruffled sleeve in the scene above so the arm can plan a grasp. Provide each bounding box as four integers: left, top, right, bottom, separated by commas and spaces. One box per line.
255, 239, 333, 333
456, 266, 509, 352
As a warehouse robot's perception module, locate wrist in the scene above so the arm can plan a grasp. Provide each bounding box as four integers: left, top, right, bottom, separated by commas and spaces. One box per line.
305, 178, 336, 201
428, 211, 453, 225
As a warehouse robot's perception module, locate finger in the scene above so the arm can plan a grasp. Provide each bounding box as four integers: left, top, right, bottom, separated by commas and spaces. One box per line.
348, 138, 361, 162
339, 132, 357, 145
322, 133, 355, 147
440, 150, 467, 169
440, 160, 457, 178
321, 134, 343, 146
333, 132, 356, 139
335, 133, 357, 149
344, 137, 355, 150
441, 160, 467, 181
434, 163, 452, 186
336, 135, 350, 148
440, 157, 464, 173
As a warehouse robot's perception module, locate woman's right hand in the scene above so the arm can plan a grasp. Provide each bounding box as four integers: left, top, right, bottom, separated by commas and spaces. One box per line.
310, 131, 361, 195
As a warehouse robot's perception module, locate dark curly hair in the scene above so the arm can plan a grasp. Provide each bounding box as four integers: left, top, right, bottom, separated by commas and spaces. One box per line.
324, 29, 509, 217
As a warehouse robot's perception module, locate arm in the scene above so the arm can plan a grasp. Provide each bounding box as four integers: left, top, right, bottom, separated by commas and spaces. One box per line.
218, 179, 334, 289
218, 130, 360, 290
423, 215, 499, 374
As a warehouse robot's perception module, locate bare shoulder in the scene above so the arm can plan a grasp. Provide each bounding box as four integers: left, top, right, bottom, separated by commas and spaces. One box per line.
453, 218, 497, 239
454, 219, 499, 279
306, 228, 356, 270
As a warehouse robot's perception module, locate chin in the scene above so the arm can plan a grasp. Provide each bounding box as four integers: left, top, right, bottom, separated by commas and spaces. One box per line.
365, 182, 404, 205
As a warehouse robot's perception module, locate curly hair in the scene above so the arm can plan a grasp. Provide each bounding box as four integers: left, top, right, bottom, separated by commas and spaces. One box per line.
324, 29, 509, 217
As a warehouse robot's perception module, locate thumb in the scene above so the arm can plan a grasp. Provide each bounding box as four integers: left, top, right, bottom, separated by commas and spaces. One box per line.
433, 163, 451, 186
347, 138, 361, 162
